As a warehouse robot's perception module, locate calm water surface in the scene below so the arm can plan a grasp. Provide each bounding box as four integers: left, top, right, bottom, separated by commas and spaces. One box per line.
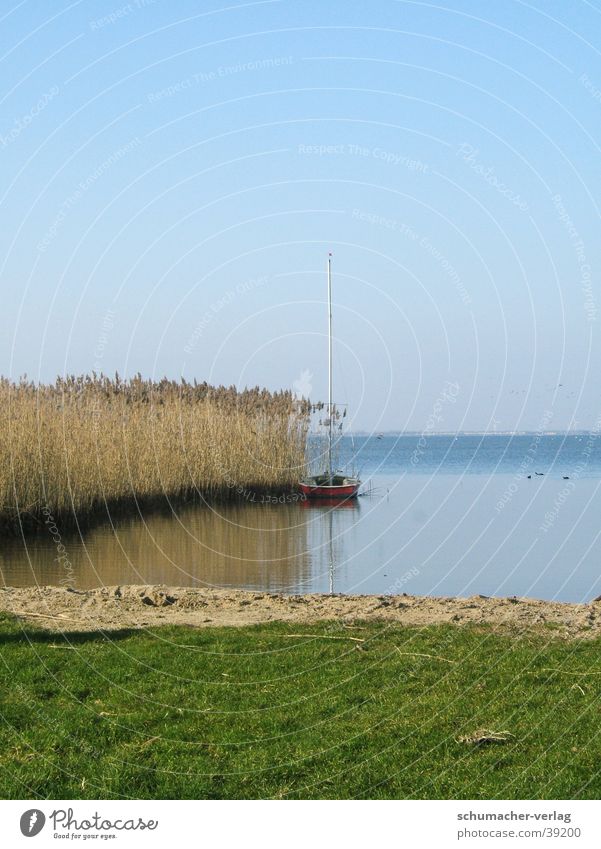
3, 435, 601, 602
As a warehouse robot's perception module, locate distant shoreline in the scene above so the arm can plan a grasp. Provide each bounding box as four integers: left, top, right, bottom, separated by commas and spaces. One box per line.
346, 431, 595, 437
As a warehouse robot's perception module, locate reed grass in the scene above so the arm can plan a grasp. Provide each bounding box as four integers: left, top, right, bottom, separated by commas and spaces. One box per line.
0, 375, 310, 533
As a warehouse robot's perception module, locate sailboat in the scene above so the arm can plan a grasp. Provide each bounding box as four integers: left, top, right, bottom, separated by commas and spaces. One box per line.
299, 254, 361, 500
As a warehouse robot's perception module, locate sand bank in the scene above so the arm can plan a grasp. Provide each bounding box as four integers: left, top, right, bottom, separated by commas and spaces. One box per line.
1, 585, 600, 638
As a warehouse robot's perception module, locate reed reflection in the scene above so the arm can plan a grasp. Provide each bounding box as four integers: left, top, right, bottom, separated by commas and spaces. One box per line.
0, 498, 361, 593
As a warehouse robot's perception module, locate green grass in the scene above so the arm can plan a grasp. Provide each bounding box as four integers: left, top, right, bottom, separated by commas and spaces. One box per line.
1, 613, 600, 799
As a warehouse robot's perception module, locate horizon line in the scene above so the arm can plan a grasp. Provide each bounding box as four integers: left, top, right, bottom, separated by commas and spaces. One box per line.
336, 430, 597, 437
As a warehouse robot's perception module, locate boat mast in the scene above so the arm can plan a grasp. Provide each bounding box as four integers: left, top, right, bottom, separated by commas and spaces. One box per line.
327, 252, 333, 481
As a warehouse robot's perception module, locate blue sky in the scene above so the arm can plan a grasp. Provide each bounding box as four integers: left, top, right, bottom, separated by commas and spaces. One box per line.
1, 0, 600, 431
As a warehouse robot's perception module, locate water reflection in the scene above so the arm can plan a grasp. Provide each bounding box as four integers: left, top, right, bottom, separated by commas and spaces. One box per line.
299, 498, 360, 593
0, 499, 361, 593
5, 471, 601, 602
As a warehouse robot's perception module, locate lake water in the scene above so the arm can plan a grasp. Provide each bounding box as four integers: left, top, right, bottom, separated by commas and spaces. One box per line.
3, 435, 601, 602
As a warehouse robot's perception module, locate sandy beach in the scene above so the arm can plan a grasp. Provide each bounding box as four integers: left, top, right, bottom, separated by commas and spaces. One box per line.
1, 584, 600, 638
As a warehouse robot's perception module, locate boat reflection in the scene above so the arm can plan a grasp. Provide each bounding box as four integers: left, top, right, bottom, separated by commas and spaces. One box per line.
299, 496, 360, 510
301, 497, 361, 593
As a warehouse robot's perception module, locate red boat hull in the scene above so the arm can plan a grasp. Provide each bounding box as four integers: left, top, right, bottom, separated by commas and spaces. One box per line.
298, 481, 360, 500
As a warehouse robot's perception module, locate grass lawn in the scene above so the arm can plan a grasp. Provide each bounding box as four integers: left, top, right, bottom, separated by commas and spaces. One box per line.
1, 613, 600, 799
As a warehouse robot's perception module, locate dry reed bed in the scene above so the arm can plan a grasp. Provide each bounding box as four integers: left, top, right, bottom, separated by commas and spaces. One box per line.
0, 375, 309, 533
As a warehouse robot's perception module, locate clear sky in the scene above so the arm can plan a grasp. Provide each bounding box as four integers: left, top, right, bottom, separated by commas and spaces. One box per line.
1, 0, 600, 432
